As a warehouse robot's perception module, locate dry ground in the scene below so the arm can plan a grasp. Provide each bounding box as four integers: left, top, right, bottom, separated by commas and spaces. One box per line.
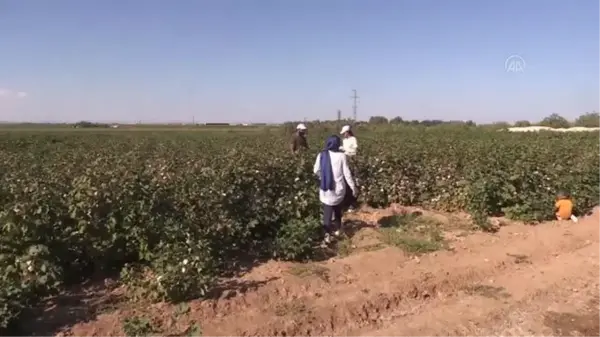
24, 205, 599, 336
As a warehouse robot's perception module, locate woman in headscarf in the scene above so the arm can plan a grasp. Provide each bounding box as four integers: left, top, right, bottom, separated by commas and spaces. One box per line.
313, 135, 358, 243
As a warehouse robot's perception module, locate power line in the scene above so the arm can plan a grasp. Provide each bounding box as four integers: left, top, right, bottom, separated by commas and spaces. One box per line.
350, 89, 359, 122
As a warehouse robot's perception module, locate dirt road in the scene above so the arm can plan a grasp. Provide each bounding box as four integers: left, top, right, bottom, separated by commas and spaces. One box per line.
31, 207, 599, 336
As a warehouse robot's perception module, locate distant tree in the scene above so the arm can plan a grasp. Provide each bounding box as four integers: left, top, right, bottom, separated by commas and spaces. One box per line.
420, 120, 444, 127
465, 120, 476, 127
389, 116, 404, 124
369, 116, 389, 124
574, 112, 600, 128
513, 120, 531, 127
488, 121, 510, 130
408, 120, 420, 125
73, 121, 109, 128
539, 113, 570, 129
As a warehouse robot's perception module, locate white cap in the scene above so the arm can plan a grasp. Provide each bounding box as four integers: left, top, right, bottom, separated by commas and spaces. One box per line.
296, 123, 307, 130
340, 125, 351, 134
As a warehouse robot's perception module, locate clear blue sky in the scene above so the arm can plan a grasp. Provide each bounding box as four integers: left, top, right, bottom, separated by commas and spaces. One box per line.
1, 0, 598, 124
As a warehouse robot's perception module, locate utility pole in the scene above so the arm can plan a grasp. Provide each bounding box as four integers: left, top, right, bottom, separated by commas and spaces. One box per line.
337, 109, 341, 121
350, 89, 359, 122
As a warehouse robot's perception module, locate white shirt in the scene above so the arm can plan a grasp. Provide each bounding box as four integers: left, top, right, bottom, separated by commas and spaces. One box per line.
341, 136, 358, 156
313, 151, 357, 206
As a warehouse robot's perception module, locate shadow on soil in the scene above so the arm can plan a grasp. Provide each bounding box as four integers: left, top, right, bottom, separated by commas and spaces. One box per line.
313, 219, 376, 260
377, 211, 424, 228
543, 298, 600, 336
343, 219, 376, 237
18, 281, 124, 336
207, 277, 280, 300
21, 275, 282, 336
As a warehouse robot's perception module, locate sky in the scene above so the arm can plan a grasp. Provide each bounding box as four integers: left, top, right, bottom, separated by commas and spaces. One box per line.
0, 0, 598, 124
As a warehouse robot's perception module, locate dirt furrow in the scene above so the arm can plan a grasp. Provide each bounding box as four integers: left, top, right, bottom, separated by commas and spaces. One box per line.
196, 212, 599, 336
359, 239, 599, 336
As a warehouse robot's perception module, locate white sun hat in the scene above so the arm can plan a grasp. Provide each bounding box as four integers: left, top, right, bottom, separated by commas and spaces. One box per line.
340, 125, 351, 134
296, 123, 307, 130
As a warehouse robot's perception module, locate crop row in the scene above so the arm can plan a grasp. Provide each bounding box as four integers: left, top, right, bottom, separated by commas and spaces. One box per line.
0, 129, 598, 331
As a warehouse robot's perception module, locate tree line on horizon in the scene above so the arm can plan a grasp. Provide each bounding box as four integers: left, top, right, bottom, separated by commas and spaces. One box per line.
4, 111, 597, 130
365, 111, 599, 129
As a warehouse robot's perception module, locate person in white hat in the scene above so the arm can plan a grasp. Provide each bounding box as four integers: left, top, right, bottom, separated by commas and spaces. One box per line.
339, 125, 358, 156
339, 125, 358, 212
290, 123, 309, 154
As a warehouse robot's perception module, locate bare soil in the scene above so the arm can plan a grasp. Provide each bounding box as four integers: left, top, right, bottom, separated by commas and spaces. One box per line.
24, 205, 600, 336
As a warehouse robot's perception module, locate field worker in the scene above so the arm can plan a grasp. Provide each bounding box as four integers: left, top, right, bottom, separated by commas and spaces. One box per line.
290, 123, 309, 154
339, 125, 358, 156
555, 190, 578, 223
340, 125, 359, 212
313, 135, 358, 243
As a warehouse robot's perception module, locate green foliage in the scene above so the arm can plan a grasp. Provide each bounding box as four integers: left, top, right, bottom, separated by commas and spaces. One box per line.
0, 126, 597, 331
120, 239, 217, 303
0, 244, 62, 329
121, 309, 202, 336
378, 214, 446, 254
273, 217, 323, 261
121, 315, 156, 337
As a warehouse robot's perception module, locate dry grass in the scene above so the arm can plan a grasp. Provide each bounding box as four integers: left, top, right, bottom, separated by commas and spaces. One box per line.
287, 263, 330, 282
377, 213, 447, 254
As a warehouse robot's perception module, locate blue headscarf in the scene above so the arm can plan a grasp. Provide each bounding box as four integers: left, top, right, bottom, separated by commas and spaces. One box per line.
320, 135, 342, 191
